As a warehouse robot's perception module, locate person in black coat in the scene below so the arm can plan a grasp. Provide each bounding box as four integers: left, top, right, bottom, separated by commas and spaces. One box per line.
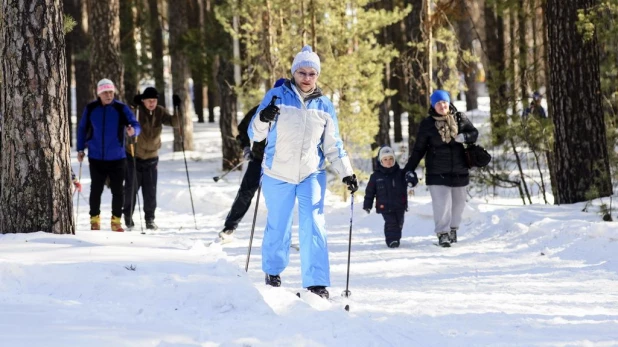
219, 78, 286, 241
403, 90, 478, 247
364, 146, 408, 248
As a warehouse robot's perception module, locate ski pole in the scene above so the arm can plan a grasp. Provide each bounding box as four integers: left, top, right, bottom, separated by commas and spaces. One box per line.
175, 99, 198, 229
213, 160, 245, 182
244, 183, 262, 272
342, 192, 354, 299
129, 141, 144, 233
244, 101, 277, 272
74, 161, 82, 235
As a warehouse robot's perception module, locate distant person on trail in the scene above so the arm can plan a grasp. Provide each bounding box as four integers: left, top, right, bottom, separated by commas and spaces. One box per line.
363, 146, 408, 248
218, 78, 287, 243
403, 90, 478, 247
249, 45, 358, 299
76, 79, 141, 232
522, 91, 547, 119
123, 87, 179, 231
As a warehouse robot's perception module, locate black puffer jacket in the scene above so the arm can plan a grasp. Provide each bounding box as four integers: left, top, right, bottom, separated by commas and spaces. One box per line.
403, 105, 478, 187
364, 161, 408, 214
237, 106, 265, 161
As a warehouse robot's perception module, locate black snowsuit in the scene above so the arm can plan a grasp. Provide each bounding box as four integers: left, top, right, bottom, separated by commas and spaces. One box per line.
364, 160, 408, 245
223, 106, 265, 230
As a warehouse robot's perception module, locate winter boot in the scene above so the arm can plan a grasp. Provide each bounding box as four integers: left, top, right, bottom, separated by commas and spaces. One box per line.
218, 228, 235, 242
437, 232, 451, 247
146, 220, 158, 230
111, 216, 125, 232
90, 215, 101, 230
388, 240, 400, 248
308, 286, 329, 299
125, 217, 135, 231
449, 228, 458, 243
265, 273, 281, 287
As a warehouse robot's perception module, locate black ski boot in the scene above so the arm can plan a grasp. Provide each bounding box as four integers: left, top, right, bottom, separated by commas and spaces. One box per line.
449, 228, 458, 243
146, 220, 158, 230
265, 274, 281, 287
308, 286, 329, 299
218, 228, 235, 240
438, 232, 451, 247
388, 240, 400, 248
125, 218, 135, 231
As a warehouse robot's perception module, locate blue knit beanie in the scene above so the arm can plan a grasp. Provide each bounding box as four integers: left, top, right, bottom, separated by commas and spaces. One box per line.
430, 90, 450, 107
291, 45, 321, 75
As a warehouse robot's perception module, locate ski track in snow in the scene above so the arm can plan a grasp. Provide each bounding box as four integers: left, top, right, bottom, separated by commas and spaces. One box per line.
1, 115, 618, 346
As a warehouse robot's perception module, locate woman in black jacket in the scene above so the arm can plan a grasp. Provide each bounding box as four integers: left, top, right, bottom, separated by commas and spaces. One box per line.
403, 90, 478, 247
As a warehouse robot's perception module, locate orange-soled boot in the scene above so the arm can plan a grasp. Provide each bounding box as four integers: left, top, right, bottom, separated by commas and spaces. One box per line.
90, 215, 101, 230
111, 216, 124, 232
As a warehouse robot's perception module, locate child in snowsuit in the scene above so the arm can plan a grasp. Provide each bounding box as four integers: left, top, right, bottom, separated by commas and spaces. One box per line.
363, 146, 408, 248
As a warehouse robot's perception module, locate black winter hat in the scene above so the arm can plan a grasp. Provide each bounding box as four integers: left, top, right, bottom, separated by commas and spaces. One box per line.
141, 87, 159, 100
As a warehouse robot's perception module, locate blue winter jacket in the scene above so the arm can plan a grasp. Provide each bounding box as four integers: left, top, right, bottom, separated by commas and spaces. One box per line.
249, 81, 353, 184
76, 99, 141, 161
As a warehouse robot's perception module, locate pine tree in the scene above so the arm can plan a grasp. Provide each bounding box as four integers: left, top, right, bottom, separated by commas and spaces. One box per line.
1, 0, 74, 234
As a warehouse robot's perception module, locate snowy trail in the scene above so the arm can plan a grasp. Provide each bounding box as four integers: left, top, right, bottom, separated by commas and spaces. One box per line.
1, 121, 617, 346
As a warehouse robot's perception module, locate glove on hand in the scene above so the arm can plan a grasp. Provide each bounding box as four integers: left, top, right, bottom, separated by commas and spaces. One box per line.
455, 133, 465, 143
259, 104, 280, 122
173, 94, 181, 108
364, 208, 371, 214
73, 180, 82, 193
77, 151, 85, 163
405, 171, 418, 188
243, 146, 254, 161
342, 174, 359, 193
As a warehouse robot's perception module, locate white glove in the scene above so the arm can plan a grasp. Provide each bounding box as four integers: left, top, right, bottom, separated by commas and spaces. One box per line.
455, 133, 465, 143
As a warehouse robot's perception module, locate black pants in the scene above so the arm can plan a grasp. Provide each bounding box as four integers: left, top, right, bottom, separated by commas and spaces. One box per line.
123, 155, 158, 222
382, 210, 405, 245
89, 158, 126, 218
224, 159, 262, 230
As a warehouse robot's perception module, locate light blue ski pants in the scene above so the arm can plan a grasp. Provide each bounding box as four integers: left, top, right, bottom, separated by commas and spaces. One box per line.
261, 170, 330, 288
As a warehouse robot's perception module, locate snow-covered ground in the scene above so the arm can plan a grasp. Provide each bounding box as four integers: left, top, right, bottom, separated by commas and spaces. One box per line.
1, 112, 617, 346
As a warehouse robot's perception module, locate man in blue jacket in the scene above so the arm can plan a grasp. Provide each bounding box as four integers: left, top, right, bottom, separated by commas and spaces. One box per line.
77, 79, 141, 232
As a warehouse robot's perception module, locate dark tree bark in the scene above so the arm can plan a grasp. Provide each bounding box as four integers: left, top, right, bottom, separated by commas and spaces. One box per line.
456, 0, 479, 111
404, 0, 429, 152
1, 0, 74, 234
484, 0, 508, 145
372, 0, 391, 148
65, 0, 90, 140
546, 0, 611, 204
169, 0, 194, 151
120, 0, 139, 103
188, 0, 205, 123
87, 0, 124, 100
148, 0, 166, 106
216, 58, 241, 171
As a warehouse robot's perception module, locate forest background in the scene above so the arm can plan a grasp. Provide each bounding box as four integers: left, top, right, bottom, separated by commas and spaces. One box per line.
1, 0, 618, 234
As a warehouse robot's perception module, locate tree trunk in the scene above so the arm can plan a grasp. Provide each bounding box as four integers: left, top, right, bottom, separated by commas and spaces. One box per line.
148, 0, 166, 106
546, 0, 611, 204
1, 0, 74, 234
457, 0, 479, 111
405, 0, 429, 152
217, 57, 240, 171
188, 0, 205, 123
373, 0, 392, 148
87, 0, 124, 101
65, 0, 90, 140
120, 0, 139, 103
169, 0, 194, 151
484, 0, 508, 145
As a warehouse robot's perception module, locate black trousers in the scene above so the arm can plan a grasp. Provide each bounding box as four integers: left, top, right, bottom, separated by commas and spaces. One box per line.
89, 158, 126, 218
224, 159, 262, 230
382, 210, 405, 245
123, 155, 159, 222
